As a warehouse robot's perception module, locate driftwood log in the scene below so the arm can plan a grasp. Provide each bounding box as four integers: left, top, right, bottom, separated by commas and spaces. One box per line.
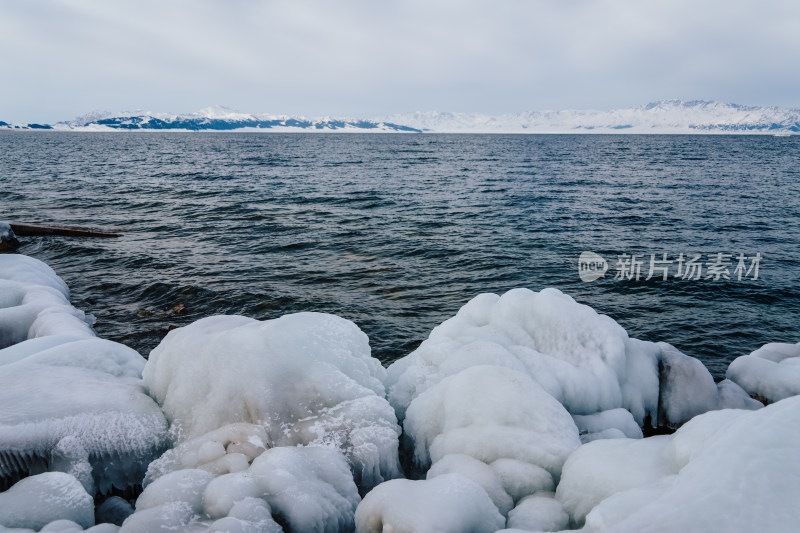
8, 223, 122, 238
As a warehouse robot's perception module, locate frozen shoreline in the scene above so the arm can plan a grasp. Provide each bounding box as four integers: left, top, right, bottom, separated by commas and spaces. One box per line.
1, 252, 798, 532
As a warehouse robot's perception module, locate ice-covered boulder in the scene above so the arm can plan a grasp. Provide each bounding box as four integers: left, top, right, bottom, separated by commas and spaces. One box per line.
387, 288, 758, 433
506, 492, 569, 532
656, 342, 760, 427
0, 337, 170, 494
726, 342, 800, 404
0, 520, 121, 533
383, 288, 767, 526
354, 474, 505, 533
404, 365, 580, 481
143, 313, 402, 490
0, 472, 94, 530
0, 255, 95, 348
572, 408, 643, 443
386, 289, 662, 425
427, 454, 514, 516
143, 423, 268, 486
122, 446, 358, 533
555, 396, 800, 532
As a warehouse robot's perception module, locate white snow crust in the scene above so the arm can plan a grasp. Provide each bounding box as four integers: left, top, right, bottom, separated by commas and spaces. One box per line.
726, 342, 800, 403
143, 313, 401, 490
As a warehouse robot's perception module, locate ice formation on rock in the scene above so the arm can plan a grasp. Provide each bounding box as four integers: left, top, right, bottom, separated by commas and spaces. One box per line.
388, 288, 759, 432
122, 446, 358, 533
0, 255, 95, 348
3, 253, 796, 533
555, 396, 800, 532
726, 342, 800, 403
386, 289, 661, 424
143, 423, 269, 486
354, 473, 505, 533
506, 492, 570, 532
381, 288, 767, 525
0, 472, 94, 530
657, 342, 760, 427
143, 313, 401, 490
571, 408, 643, 443
0, 337, 170, 493
404, 365, 580, 481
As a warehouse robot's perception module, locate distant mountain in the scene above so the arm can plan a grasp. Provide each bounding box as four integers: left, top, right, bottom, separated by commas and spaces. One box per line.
51, 106, 421, 132
2, 101, 799, 133
382, 101, 800, 134
0, 120, 52, 130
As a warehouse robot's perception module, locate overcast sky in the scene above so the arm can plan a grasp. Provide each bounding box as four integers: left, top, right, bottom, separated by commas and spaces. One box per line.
1, 0, 799, 123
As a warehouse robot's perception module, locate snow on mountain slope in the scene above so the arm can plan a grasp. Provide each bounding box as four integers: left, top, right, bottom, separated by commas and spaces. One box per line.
4, 101, 799, 133
382, 100, 800, 134
52, 106, 421, 133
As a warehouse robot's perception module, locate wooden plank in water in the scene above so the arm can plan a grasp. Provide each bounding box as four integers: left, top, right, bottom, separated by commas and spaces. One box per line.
9, 223, 122, 238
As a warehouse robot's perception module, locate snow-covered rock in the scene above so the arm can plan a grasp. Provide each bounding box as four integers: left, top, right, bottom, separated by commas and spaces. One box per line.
143, 313, 401, 490
427, 454, 514, 517
387, 288, 661, 425
726, 342, 800, 403
354, 474, 505, 533
0, 337, 169, 494
123, 446, 358, 533
384, 288, 767, 524
657, 342, 760, 427
404, 365, 580, 481
143, 423, 268, 486
555, 396, 800, 532
388, 288, 759, 433
572, 408, 643, 443
506, 492, 569, 532
0, 472, 94, 530
0, 255, 95, 348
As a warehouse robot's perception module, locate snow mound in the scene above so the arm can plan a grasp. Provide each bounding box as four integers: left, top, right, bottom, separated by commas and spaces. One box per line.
0, 256, 95, 348
382, 288, 764, 525
726, 342, 800, 403
427, 454, 514, 516
0, 472, 94, 530
387, 288, 758, 431
143, 423, 268, 486
555, 396, 800, 532
405, 365, 580, 481
0, 337, 169, 494
386, 288, 660, 424
354, 474, 505, 533
506, 492, 569, 532
143, 313, 401, 490
122, 446, 358, 533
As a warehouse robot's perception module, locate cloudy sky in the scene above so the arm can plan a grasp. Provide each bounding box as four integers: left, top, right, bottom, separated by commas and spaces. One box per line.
1, 0, 799, 123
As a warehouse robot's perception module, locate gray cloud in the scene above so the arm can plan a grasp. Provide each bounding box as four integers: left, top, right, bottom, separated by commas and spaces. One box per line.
1, 0, 798, 123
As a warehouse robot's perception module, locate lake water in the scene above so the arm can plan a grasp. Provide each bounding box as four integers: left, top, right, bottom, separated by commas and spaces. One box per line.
2, 132, 799, 378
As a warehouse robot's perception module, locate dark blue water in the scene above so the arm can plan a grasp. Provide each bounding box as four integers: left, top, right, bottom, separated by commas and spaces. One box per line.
2, 132, 799, 378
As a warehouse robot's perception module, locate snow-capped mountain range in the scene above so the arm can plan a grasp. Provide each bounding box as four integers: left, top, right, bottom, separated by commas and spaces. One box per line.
383, 101, 800, 134
52, 106, 422, 132
1, 101, 799, 133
